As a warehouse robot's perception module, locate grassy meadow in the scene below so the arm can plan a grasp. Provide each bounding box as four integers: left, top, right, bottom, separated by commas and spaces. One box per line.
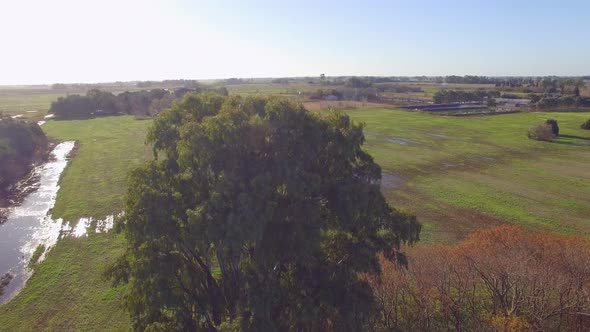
42, 116, 153, 221
341, 109, 590, 242
0, 116, 151, 331
0, 89, 64, 121
1, 103, 589, 329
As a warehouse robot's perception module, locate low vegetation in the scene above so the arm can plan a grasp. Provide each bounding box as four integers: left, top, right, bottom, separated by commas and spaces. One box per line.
527, 123, 555, 141
581, 119, 590, 129
366, 225, 590, 331
527, 119, 559, 141
0, 117, 48, 194
433, 89, 499, 104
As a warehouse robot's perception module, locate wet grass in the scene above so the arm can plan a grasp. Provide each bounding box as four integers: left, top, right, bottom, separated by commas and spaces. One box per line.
0, 116, 150, 331
340, 108, 590, 242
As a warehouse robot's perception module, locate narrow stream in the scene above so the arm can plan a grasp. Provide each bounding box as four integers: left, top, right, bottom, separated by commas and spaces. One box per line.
0, 141, 75, 304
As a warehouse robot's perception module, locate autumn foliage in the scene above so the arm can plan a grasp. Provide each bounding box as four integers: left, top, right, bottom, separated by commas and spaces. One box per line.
366, 226, 590, 331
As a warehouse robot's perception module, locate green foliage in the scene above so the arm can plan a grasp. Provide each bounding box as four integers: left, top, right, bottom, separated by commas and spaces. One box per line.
581, 119, 590, 130
545, 119, 559, 136
0, 118, 48, 191
433, 89, 497, 103
48, 88, 198, 120
533, 95, 589, 109
110, 94, 420, 330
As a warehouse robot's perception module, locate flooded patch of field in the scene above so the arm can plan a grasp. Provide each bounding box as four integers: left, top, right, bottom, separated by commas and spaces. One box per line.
0, 142, 118, 304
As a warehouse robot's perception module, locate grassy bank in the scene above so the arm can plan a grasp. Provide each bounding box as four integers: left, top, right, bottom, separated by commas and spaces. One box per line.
43, 116, 153, 222
0, 116, 151, 331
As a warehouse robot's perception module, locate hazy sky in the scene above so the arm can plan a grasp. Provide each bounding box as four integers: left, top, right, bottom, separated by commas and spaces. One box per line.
1, 0, 589, 84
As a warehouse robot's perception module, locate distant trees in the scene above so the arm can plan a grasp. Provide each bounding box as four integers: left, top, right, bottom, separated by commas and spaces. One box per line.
445, 75, 498, 84
270, 78, 290, 84
49, 88, 200, 119
433, 90, 498, 103
49, 95, 97, 119
107, 94, 420, 331
346, 77, 373, 88
366, 225, 590, 331
308, 89, 343, 100
532, 95, 588, 109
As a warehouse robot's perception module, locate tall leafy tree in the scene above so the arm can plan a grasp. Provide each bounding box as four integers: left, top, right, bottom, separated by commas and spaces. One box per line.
108, 93, 420, 331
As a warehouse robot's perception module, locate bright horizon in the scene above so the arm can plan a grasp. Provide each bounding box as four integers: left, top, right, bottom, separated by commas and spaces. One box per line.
1, 0, 589, 85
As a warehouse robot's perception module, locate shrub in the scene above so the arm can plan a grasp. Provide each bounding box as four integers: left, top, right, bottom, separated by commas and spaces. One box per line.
527, 124, 554, 141
545, 119, 559, 136
581, 119, 590, 130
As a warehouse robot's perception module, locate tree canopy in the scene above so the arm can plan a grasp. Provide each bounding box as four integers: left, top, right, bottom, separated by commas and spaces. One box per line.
109, 93, 420, 331
0, 118, 47, 193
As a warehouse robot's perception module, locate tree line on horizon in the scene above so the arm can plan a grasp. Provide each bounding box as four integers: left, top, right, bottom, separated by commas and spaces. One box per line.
48, 86, 229, 119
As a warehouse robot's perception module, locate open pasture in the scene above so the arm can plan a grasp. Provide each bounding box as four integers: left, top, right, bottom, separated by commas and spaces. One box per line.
340, 108, 590, 242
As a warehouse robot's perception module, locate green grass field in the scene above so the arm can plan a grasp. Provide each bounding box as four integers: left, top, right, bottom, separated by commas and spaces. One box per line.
42, 116, 153, 221
0, 89, 65, 121
0, 116, 151, 331
342, 109, 590, 242
1, 108, 589, 329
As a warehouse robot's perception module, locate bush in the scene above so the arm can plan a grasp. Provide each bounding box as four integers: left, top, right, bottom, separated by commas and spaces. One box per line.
545, 119, 559, 136
581, 119, 590, 130
527, 124, 555, 141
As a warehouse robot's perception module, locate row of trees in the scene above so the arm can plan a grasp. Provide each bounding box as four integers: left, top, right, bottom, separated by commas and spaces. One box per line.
530, 94, 590, 109
308, 84, 423, 102
366, 225, 590, 331
433, 90, 499, 103
108, 94, 421, 330
0, 117, 48, 194
48, 87, 214, 119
